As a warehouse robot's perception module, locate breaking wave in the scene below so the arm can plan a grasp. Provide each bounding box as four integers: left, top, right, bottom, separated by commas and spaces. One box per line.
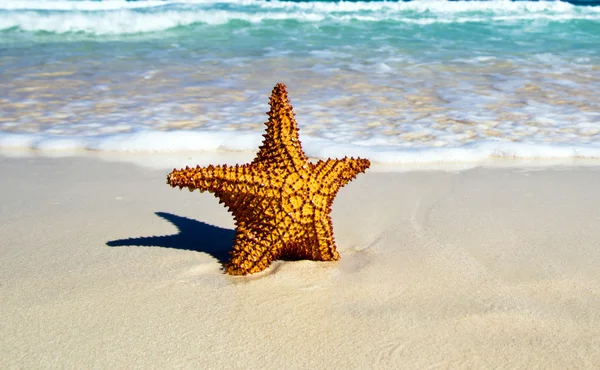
1, 0, 599, 35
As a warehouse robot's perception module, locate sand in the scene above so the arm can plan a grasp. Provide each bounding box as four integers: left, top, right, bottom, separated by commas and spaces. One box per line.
1, 155, 600, 368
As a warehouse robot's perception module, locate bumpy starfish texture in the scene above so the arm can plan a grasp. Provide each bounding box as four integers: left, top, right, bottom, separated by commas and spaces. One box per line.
167, 83, 370, 275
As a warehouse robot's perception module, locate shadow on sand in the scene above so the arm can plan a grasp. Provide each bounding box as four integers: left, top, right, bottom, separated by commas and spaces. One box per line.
106, 212, 234, 266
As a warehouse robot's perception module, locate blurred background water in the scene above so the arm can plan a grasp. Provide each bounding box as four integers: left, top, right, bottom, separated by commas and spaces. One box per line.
1, 0, 600, 163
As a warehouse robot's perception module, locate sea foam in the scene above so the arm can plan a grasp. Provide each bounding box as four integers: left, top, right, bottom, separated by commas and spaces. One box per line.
3, 129, 600, 166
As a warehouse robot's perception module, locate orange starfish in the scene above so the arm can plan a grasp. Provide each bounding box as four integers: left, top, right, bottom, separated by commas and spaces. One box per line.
167, 83, 370, 275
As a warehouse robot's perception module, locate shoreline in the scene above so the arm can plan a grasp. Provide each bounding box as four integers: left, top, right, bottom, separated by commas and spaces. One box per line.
3, 149, 600, 172
2, 155, 600, 368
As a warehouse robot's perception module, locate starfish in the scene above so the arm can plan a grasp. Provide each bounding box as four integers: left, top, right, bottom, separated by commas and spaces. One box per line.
167, 83, 370, 275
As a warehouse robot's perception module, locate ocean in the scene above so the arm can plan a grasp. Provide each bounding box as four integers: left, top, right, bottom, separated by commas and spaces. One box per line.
1, 0, 599, 164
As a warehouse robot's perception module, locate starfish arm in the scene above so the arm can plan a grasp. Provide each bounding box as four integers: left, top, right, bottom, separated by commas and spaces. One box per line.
167, 163, 267, 195
311, 214, 341, 261
312, 157, 371, 195
284, 212, 340, 262
252, 83, 308, 171
226, 226, 284, 275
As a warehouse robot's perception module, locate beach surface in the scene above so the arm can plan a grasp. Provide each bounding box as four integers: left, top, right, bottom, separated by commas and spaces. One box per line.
1, 155, 600, 368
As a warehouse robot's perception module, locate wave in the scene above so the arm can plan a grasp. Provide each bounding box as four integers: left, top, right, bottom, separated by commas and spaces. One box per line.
1, 1, 599, 35
0, 10, 328, 35
0, 0, 591, 13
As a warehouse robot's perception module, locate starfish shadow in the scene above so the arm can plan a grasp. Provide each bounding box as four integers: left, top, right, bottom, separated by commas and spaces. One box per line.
106, 212, 234, 266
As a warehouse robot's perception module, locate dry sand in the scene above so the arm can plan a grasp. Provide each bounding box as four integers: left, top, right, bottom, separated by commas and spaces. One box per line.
1, 155, 600, 368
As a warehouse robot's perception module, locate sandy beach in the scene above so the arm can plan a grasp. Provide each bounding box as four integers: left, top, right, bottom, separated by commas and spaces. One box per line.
1, 155, 600, 368
3, 1, 600, 368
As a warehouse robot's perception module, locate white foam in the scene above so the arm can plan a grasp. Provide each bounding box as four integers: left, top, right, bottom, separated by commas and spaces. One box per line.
3, 130, 600, 166
88, 131, 260, 152
0, 131, 259, 152
0, 1, 170, 11
0, 9, 326, 34
2, 0, 595, 14
247, 0, 580, 14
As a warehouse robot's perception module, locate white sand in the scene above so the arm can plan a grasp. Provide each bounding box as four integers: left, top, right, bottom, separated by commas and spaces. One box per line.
1, 156, 600, 368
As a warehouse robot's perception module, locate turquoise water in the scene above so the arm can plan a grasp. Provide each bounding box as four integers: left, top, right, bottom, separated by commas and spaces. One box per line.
1, 1, 600, 163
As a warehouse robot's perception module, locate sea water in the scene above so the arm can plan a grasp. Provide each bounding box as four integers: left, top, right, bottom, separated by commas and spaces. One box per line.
1, 0, 599, 164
